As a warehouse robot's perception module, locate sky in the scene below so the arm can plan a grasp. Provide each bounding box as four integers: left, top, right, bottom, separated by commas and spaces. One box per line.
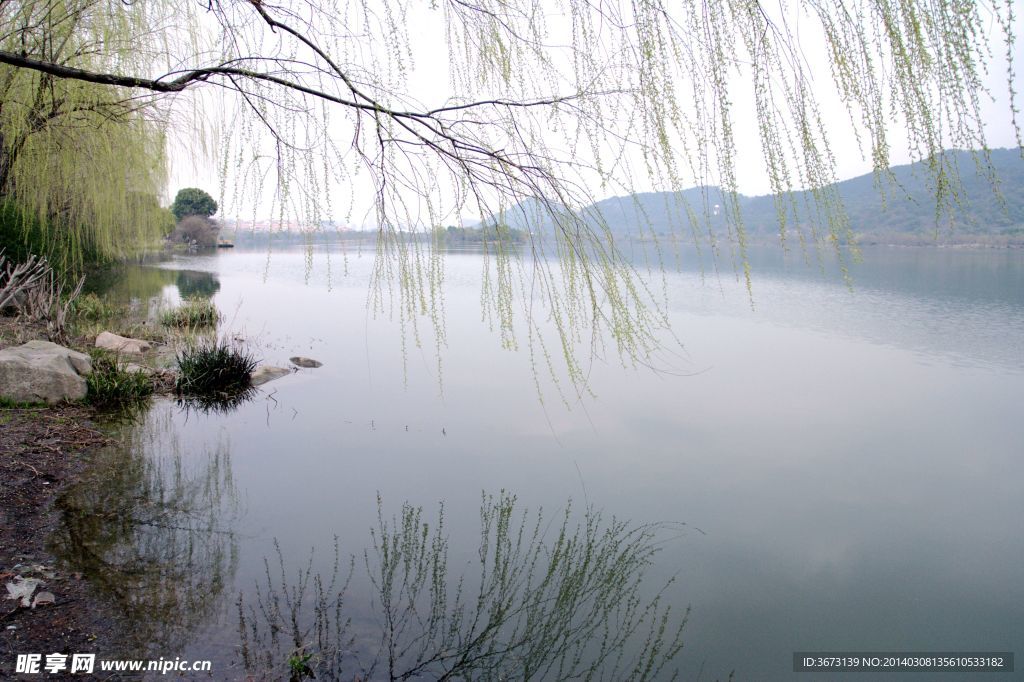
167, 0, 1024, 226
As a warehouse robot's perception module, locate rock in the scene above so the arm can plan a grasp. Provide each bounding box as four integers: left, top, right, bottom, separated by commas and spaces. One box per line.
289, 356, 323, 368
123, 363, 152, 374
95, 331, 151, 354
31, 591, 55, 608
0, 290, 27, 315
251, 365, 292, 386
5, 577, 41, 607
0, 341, 92, 404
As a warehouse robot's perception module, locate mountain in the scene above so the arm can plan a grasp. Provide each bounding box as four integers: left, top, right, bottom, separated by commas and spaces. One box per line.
482, 148, 1024, 244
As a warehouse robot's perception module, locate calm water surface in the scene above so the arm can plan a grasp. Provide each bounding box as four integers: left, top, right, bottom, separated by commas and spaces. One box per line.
56, 245, 1024, 680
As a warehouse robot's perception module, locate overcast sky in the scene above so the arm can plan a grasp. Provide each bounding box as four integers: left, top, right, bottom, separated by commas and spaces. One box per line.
169, 1, 1024, 224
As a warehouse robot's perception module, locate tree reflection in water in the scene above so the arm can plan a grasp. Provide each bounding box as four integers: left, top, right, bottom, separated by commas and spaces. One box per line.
49, 407, 239, 656
175, 270, 220, 300
84, 265, 221, 314
239, 493, 688, 681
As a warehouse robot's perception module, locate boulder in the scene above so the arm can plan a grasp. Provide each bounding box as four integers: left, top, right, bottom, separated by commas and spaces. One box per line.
0, 340, 92, 404
289, 356, 322, 368
251, 365, 292, 386
95, 331, 151, 354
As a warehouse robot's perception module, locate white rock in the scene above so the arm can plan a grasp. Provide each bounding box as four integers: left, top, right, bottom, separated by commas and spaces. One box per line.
5, 577, 41, 607
0, 341, 91, 404
95, 331, 151, 354
289, 356, 323, 368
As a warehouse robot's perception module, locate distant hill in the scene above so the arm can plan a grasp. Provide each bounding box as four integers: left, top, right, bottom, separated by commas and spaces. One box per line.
481, 148, 1024, 244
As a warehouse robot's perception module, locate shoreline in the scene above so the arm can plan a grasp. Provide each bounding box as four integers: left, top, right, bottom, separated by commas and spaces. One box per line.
0, 317, 146, 679
0, 401, 126, 680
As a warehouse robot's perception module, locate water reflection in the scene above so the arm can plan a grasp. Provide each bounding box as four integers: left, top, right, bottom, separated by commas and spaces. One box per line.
84, 263, 179, 303
176, 386, 259, 417
238, 493, 687, 682
49, 407, 239, 655
85, 264, 221, 308
59, 247, 1024, 680
175, 269, 221, 299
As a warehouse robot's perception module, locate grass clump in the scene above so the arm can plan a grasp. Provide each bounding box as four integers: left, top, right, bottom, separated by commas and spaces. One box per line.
175, 341, 256, 397
86, 350, 153, 407
72, 293, 122, 322
161, 297, 219, 329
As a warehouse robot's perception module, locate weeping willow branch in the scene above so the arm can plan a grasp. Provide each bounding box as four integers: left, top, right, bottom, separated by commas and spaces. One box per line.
0, 0, 1019, 390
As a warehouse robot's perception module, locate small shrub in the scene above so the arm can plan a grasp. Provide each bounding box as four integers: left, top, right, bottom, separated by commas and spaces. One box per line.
176, 341, 257, 397
169, 215, 219, 247
161, 297, 219, 329
87, 350, 153, 407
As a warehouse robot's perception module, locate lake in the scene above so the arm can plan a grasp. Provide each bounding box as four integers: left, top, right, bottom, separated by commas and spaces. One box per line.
54, 244, 1024, 680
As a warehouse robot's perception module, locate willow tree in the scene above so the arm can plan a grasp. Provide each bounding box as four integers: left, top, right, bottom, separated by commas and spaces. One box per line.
0, 0, 1018, 386
0, 0, 172, 271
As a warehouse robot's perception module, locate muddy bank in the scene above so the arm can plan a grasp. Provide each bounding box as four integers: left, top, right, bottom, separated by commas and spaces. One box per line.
0, 404, 132, 680
1, 317, 129, 679
0, 310, 244, 679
